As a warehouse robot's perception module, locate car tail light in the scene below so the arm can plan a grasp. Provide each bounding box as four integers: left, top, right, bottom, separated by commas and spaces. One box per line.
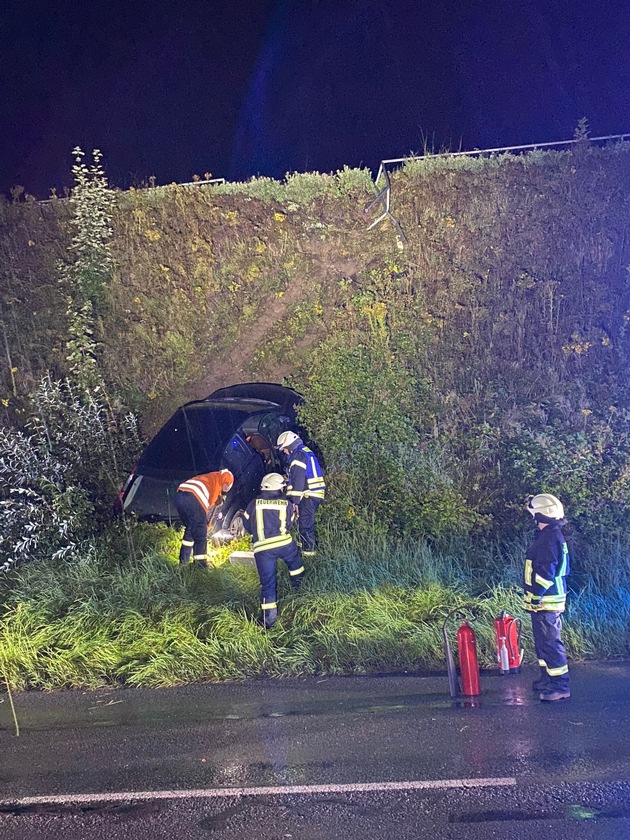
115, 468, 137, 513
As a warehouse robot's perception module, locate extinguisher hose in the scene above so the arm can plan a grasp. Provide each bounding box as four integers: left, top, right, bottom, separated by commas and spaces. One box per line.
442, 606, 478, 632
442, 607, 476, 699
505, 618, 523, 663
442, 608, 462, 634
506, 623, 515, 661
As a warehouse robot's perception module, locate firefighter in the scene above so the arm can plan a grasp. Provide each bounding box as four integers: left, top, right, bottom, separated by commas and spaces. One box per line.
242, 472, 305, 629
174, 468, 234, 567
241, 417, 273, 466
523, 493, 571, 702
276, 431, 325, 556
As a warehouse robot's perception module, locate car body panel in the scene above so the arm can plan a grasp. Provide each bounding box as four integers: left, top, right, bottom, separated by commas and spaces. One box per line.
206, 382, 301, 412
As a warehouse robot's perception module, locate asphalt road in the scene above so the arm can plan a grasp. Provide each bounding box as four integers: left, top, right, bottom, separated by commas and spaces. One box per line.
2, 662, 630, 838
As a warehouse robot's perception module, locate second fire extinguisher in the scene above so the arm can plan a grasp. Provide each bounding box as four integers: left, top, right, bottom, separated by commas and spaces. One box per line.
494, 610, 523, 674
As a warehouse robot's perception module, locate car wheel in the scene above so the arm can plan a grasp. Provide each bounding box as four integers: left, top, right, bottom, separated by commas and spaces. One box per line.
228, 510, 246, 539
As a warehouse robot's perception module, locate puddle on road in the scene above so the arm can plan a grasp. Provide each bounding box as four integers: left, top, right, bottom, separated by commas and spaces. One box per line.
206, 696, 477, 721
450, 801, 630, 823
0, 801, 163, 819
13, 682, 544, 731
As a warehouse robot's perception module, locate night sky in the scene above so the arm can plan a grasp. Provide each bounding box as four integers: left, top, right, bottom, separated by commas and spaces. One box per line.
2, 0, 629, 198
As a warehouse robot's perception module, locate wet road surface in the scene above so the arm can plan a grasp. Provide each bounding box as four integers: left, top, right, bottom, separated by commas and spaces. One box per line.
1, 662, 630, 838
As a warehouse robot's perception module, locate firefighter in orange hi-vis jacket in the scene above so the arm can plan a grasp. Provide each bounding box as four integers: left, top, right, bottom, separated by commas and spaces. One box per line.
174, 469, 234, 566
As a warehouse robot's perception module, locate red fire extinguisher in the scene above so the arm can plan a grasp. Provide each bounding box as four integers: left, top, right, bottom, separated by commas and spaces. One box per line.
443, 610, 481, 698
457, 619, 481, 696
494, 611, 523, 674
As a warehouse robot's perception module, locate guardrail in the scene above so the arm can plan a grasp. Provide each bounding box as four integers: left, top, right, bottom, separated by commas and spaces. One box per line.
152, 177, 226, 188
365, 132, 630, 242
37, 176, 227, 205
31, 131, 630, 221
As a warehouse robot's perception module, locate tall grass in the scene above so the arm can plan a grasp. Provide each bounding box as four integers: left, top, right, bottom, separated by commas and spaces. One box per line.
1, 523, 629, 689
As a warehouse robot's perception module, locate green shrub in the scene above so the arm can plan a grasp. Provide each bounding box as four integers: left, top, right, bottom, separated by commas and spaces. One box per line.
0, 374, 141, 572
293, 269, 481, 539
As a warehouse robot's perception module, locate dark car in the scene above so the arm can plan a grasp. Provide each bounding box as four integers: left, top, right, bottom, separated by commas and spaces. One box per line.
119, 383, 301, 539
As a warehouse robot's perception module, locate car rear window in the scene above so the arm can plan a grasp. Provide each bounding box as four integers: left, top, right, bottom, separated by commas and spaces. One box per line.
139, 405, 251, 474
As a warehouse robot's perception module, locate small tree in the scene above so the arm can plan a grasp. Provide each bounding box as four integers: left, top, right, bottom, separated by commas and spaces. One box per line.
61, 147, 115, 392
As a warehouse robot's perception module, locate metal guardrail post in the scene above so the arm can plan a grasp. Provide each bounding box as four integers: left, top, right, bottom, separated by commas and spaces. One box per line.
364, 165, 408, 244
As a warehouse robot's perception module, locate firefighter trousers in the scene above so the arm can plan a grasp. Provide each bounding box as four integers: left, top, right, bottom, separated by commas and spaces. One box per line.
174, 490, 208, 565
298, 496, 322, 552
530, 610, 570, 691
255, 541, 305, 613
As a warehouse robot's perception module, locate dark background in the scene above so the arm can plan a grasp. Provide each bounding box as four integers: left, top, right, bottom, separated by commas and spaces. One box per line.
1, 0, 629, 198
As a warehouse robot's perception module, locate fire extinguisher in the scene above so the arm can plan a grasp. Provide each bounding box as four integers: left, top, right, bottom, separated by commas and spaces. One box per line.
457, 619, 481, 696
442, 610, 481, 698
494, 611, 523, 674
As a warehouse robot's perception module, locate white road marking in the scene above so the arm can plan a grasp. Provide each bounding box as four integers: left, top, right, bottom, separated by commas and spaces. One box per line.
3, 777, 516, 807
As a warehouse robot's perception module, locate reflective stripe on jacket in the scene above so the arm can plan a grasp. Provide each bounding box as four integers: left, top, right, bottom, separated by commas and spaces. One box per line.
243, 492, 296, 554
523, 522, 570, 612
286, 445, 325, 502
177, 469, 233, 514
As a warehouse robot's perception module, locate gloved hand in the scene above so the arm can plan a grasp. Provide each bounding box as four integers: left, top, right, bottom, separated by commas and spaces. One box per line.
292, 504, 299, 519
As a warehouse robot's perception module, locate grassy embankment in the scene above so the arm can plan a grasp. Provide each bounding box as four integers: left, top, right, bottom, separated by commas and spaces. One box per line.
1, 522, 629, 690
3, 144, 630, 690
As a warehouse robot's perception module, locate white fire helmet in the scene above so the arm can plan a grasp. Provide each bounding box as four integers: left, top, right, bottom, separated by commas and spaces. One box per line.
527, 493, 564, 520
261, 473, 287, 492
276, 431, 301, 450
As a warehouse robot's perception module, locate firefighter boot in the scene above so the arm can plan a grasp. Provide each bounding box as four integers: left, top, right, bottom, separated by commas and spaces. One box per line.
257, 607, 278, 630
290, 570, 305, 593
532, 666, 549, 692
540, 688, 571, 702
